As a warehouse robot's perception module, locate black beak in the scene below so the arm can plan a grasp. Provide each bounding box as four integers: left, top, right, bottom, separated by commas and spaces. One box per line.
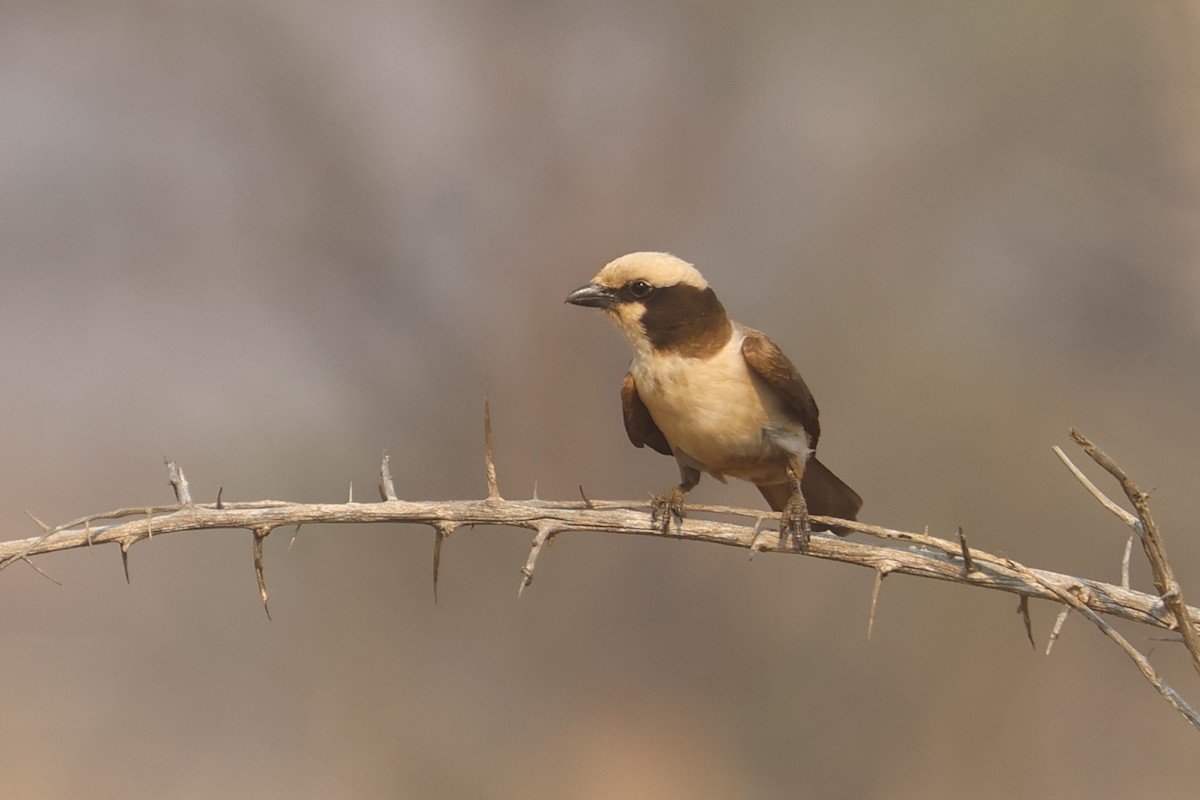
565, 283, 617, 309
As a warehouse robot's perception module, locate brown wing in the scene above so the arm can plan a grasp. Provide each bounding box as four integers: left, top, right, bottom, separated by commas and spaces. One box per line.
620, 372, 672, 456
741, 329, 821, 447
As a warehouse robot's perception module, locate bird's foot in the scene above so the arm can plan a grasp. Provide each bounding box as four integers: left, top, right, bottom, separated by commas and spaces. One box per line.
650, 486, 687, 533
780, 492, 812, 552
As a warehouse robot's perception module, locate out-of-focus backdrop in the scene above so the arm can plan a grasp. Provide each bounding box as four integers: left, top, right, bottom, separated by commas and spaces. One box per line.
2, 2, 1198, 797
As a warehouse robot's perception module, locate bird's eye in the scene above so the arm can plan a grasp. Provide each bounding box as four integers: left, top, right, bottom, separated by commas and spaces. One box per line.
628, 280, 653, 299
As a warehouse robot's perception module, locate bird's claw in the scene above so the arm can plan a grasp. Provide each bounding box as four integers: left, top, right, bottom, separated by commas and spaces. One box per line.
651, 487, 687, 533
780, 493, 812, 552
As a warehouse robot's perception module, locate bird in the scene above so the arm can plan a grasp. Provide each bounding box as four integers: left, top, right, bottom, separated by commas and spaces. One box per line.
565, 251, 861, 547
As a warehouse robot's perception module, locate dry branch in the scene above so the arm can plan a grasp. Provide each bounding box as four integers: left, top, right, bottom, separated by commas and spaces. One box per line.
1, 427, 1198, 730
1066, 428, 1200, 678
0, 493, 1191, 627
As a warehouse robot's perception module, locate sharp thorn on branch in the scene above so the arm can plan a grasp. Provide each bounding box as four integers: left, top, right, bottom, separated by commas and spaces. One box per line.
433, 533, 443, 605
216, 486, 224, 509
578, 485, 595, 509
22, 556, 61, 585
1017, 595, 1035, 649
348, 482, 354, 504
748, 516, 770, 559
1121, 535, 1133, 589
867, 568, 889, 640
252, 527, 271, 619
484, 394, 501, 501
957, 527, 976, 576
432, 523, 456, 605
25, 511, 51, 533
1047, 605, 1070, 655
120, 540, 132, 584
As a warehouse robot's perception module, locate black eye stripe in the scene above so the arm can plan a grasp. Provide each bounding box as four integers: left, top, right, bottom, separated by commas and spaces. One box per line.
619, 280, 654, 301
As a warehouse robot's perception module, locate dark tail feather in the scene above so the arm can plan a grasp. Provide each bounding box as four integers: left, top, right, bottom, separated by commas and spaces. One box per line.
756, 457, 862, 535
802, 457, 863, 532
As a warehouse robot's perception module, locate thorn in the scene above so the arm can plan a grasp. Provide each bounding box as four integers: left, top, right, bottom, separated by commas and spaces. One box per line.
379, 453, 398, 501
288, 523, 302, 551
348, 481, 354, 503
85, 520, 94, 546
216, 486, 224, 509
120, 540, 132, 583
484, 395, 501, 501
1046, 605, 1070, 655
165, 459, 192, 505
146, 509, 154, 539
431, 522, 456, 604
1017, 595, 1035, 649
1121, 534, 1133, 590
957, 526, 975, 576
21, 556, 61, 585
25, 511, 51, 533
867, 568, 889, 639
748, 516, 769, 559
433, 532, 443, 604
532, 480, 539, 501
578, 485, 595, 509
252, 527, 271, 619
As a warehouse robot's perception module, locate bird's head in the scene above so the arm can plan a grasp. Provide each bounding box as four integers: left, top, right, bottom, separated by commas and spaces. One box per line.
566, 252, 729, 357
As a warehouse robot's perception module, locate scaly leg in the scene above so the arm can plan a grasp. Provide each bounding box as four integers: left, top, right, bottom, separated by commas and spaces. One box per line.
780, 458, 812, 551
651, 462, 701, 533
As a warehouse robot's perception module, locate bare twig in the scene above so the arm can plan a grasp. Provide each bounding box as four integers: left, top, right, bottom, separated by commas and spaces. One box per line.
519, 521, 562, 596
166, 459, 192, 506
1007, 558, 1200, 731
2, 423, 1198, 733
25, 512, 51, 533
1053, 445, 1138, 527
3, 489, 1194, 635
1068, 429, 1200, 678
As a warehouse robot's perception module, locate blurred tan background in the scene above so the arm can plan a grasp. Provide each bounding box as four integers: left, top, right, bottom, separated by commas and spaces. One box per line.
2, 1, 1199, 797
